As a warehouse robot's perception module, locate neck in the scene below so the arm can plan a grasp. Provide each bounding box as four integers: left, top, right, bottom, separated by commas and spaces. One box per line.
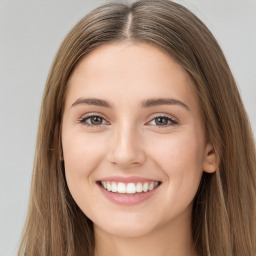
94, 207, 198, 256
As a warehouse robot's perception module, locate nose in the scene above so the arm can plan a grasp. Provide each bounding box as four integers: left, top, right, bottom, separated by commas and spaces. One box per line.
107, 123, 146, 168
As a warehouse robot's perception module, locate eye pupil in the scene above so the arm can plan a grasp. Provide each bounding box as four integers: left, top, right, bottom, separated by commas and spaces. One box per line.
155, 117, 168, 125
91, 116, 103, 125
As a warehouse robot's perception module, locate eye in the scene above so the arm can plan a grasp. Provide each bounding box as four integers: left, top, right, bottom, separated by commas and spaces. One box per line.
79, 115, 109, 127
147, 115, 177, 127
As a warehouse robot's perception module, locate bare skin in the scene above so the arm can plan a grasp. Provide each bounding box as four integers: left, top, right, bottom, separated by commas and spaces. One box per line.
62, 42, 216, 256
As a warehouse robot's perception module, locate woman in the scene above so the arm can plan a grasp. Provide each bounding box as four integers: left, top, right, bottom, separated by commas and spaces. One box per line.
18, 0, 256, 255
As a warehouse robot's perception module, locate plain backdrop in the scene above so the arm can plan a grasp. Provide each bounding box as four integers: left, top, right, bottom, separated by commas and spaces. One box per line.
0, 0, 255, 255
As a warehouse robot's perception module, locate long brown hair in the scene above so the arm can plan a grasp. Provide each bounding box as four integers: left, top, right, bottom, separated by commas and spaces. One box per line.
18, 1, 256, 255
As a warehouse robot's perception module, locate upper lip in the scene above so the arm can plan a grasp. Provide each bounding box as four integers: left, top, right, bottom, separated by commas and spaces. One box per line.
97, 176, 160, 183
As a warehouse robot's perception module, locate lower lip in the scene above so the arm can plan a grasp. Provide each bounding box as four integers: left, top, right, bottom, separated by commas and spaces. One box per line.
97, 183, 160, 205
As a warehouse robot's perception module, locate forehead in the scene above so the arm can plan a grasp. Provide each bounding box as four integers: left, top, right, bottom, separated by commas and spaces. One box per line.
66, 42, 198, 110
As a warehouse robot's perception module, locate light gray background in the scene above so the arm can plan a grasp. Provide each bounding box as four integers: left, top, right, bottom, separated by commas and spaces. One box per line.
0, 0, 255, 255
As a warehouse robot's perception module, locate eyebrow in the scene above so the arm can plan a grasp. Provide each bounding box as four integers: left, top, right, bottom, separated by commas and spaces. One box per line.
71, 97, 190, 111
142, 98, 190, 111
71, 98, 112, 108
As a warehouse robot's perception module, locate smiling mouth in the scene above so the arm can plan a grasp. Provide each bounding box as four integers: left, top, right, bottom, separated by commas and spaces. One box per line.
98, 181, 161, 194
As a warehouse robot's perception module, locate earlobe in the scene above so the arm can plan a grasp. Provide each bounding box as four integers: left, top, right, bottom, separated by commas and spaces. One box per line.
203, 142, 217, 173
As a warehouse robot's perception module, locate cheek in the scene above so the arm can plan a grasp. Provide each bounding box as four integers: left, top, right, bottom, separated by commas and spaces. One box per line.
150, 131, 205, 171
147, 131, 205, 202
62, 132, 107, 214
61, 131, 108, 210
62, 132, 105, 179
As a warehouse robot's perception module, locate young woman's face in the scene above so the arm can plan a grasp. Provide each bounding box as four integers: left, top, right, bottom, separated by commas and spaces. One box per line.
62, 42, 214, 238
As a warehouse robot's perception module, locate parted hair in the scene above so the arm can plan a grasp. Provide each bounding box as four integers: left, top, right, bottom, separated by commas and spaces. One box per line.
18, 1, 256, 255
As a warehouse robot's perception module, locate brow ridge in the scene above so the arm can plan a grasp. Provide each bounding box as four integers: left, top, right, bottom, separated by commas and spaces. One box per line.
71, 97, 190, 111
141, 98, 190, 111
71, 98, 111, 108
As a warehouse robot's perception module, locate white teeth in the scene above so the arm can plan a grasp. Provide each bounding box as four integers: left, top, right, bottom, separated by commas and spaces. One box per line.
143, 183, 149, 192
117, 182, 126, 193
112, 182, 117, 192
107, 181, 111, 191
126, 183, 136, 194
148, 182, 154, 191
136, 183, 143, 193
100, 181, 159, 194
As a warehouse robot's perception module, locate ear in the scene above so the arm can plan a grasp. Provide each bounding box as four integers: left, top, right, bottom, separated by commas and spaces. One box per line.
203, 142, 217, 173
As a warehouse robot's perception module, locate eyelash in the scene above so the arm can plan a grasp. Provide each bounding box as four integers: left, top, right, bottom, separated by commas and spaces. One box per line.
78, 114, 178, 128
78, 114, 108, 127
146, 115, 178, 127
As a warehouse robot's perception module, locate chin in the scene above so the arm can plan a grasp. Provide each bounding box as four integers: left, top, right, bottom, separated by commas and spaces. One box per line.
100, 223, 156, 238
93, 213, 159, 238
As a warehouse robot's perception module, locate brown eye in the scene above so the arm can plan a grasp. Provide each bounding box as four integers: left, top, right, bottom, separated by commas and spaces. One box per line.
155, 117, 169, 125
89, 116, 103, 125
80, 115, 108, 126
147, 115, 177, 127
